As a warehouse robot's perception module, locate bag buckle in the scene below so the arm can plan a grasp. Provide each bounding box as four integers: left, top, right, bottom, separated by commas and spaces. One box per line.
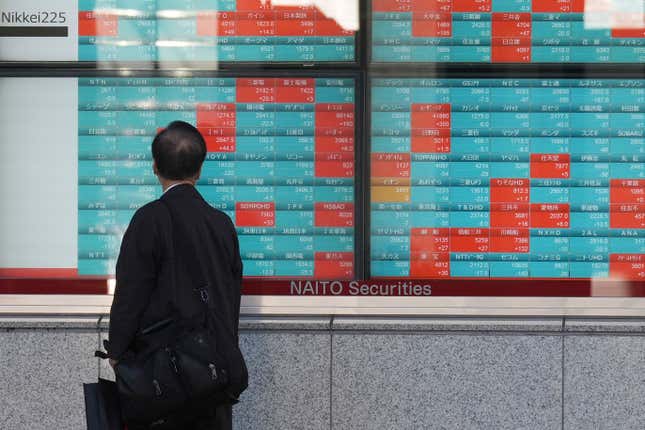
195, 286, 209, 303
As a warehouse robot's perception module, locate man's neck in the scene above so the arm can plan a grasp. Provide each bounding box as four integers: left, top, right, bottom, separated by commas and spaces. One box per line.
162, 180, 193, 193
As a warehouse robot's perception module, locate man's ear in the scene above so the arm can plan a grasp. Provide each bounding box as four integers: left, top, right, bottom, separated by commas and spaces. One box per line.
152, 160, 158, 176
195, 165, 203, 181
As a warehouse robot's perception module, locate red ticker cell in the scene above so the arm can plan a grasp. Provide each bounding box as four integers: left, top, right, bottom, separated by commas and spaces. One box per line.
491, 44, 531, 63
371, 153, 411, 178
612, 28, 645, 38
315, 18, 355, 36
315, 103, 354, 112
411, 137, 451, 153
196, 103, 236, 128
452, 0, 491, 12
314, 252, 353, 278
490, 178, 530, 203
412, 0, 452, 12
237, 12, 277, 36
410, 253, 450, 278
236, 79, 277, 103
530, 203, 570, 228
610, 204, 645, 228
196, 12, 236, 36
276, 79, 315, 103
532, 0, 574, 13
236, 0, 272, 9
490, 203, 530, 228
610, 254, 645, 280
490, 228, 530, 253
372, 0, 413, 13
611, 179, 645, 204
78, 12, 118, 37
492, 13, 532, 38
235, 202, 276, 227
276, 10, 316, 36
204, 136, 236, 152
314, 202, 354, 227
315, 153, 354, 177
530, 154, 570, 178
316, 111, 355, 128
450, 228, 490, 253
316, 136, 354, 152
410, 228, 450, 253
412, 13, 453, 38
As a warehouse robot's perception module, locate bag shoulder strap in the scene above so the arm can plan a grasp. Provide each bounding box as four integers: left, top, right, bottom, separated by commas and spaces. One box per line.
159, 198, 212, 309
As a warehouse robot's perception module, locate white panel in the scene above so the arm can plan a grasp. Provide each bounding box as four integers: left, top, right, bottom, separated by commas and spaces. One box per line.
0, 0, 78, 61
0, 78, 78, 268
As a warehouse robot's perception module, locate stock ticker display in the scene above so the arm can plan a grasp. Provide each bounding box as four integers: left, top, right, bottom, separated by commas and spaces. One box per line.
78, 77, 355, 277
371, 78, 644, 279
372, 0, 645, 63
78, 0, 355, 62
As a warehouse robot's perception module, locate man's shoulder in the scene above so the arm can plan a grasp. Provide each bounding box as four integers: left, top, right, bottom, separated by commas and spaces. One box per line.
203, 203, 235, 230
130, 200, 166, 225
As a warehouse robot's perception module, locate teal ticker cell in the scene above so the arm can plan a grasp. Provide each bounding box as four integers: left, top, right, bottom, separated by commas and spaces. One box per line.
611, 163, 644, 178
452, 21, 491, 39
156, 46, 219, 62
156, 19, 196, 39
78, 234, 121, 255
569, 262, 609, 278
275, 211, 314, 228
449, 46, 491, 62
156, 111, 196, 127
489, 137, 529, 154
569, 187, 609, 205
243, 260, 275, 277
275, 186, 314, 204
490, 261, 529, 277
449, 162, 490, 179
531, 186, 569, 203
570, 212, 609, 229
410, 211, 449, 228
449, 211, 489, 227
234, 186, 274, 202
411, 162, 450, 179
570, 138, 609, 154
451, 261, 489, 277
275, 137, 314, 153
372, 211, 409, 229
610, 237, 645, 254
274, 161, 314, 178
530, 262, 569, 278
274, 235, 313, 253
411, 46, 451, 62
315, 235, 353, 252
490, 162, 529, 178
274, 260, 314, 277
371, 235, 410, 258
449, 186, 489, 203
239, 235, 274, 253
570, 163, 610, 180
371, 260, 410, 277
610, 138, 644, 154
570, 237, 610, 254
113, 19, 157, 40
411, 186, 450, 203
531, 236, 569, 254
372, 20, 412, 39
315, 86, 354, 104
314, 187, 353, 203
78, 259, 116, 276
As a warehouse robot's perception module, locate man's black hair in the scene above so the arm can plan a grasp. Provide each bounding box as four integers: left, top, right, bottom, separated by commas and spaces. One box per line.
151, 121, 207, 180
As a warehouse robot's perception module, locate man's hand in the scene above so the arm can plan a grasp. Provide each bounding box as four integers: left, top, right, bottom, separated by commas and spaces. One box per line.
109, 358, 118, 369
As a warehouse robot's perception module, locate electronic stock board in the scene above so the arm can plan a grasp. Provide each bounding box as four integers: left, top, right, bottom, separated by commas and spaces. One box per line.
372, 0, 645, 62
371, 78, 644, 281
78, 76, 356, 278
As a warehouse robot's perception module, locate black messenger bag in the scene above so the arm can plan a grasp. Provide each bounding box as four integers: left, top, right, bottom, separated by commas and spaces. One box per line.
104, 200, 248, 428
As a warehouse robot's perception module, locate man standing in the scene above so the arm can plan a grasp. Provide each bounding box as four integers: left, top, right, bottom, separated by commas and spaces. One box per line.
108, 121, 244, 429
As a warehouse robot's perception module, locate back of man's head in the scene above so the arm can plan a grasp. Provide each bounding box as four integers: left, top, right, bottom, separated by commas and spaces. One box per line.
152, 121, 206, 180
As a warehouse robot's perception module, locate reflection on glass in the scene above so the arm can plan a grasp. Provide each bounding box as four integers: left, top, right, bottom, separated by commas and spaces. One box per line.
78, 0, 358, 64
